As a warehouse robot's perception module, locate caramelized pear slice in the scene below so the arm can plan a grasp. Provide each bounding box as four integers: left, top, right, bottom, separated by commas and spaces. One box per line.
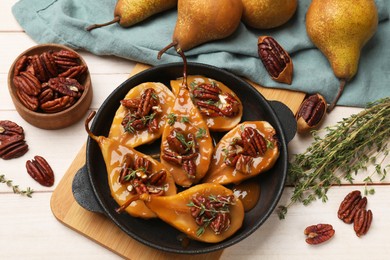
109, 82, 175, 148
171, 75, 243, 131
203, 121, 280, 185
139, 183, 244, 243
85, 111, 177, 219
160, 85, 213, 187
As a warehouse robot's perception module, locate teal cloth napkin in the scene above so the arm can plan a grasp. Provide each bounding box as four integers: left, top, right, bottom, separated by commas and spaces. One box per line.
12, 0, 390, 107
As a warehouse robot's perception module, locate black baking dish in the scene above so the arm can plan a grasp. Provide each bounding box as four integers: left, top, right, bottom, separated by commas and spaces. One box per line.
72, 62, 296, 254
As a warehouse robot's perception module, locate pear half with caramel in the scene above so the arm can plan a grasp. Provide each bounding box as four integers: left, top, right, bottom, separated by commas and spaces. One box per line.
139, 183, 244, 243
86, 111, 177, 219
160, 83, 213, 187
171, 75, 243, 132
109, 82, 175, 148
203, 121, 280, 185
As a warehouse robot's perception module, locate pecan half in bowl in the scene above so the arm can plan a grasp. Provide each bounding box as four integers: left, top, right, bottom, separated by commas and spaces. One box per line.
7, 43, 92, 130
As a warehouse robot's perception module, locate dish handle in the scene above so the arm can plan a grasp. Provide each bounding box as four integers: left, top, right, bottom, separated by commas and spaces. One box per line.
269, 100, 297, 143
72, 165, 105, 214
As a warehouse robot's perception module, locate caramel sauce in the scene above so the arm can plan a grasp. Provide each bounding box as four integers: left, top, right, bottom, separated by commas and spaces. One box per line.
233, 181, 261, 212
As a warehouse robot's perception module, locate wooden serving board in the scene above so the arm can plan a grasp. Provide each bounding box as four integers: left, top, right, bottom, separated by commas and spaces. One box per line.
50, 64, 305, 259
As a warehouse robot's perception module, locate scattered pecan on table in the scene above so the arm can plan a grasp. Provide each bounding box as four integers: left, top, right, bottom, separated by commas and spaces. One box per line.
338, 190, 373, 237
13, 49, 87, 113
0, 120, 28, 160
304, 224, 335, 245
25, 155, 55, 187
354, 208, 373, 237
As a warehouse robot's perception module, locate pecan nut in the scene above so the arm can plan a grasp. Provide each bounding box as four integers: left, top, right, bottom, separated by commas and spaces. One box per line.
40, 96, 76, 113
192, 83, 240, 118
189, 194, 234, 235
304, 224, 335, 245
119, 154, 167, 196
0, 120, 24, 138
12, 49, 87, 113
14, 55, 29, 76
16, 89, 39, 111
38, 86, 55, 104
224, 126, 272, 174
193, 83, 221, 101
58, 65, 87, 79
120, 88, 160, 134
338, 190, 367, 224
148, 170, 167, 186
258, 36, 293, 84
354, 209, 373, 237
39, 51, 58, 78
25, 155, 55, 187
0, 120, 28, 160
30, 54, 50, 82
48, 77, 84, 97
296, 94, 327, 134
52, 50, 80, 70
13, 72, 41, 96
0, 135, 29, 160
162, 129, 198, 178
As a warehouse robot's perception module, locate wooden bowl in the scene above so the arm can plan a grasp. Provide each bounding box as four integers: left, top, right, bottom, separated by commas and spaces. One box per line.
7, 43, 92, 130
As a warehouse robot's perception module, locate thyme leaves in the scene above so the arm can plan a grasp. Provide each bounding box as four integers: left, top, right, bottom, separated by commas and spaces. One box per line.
278, 98, 390, 219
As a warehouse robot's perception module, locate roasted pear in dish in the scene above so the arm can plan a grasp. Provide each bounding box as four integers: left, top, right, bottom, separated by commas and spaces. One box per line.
139, 183, 245, 243
85, 111, 177, 219
160, 82, 213, 187
170, 75, 243, 132
203, 121, 280, 185
108, 82, 175, 148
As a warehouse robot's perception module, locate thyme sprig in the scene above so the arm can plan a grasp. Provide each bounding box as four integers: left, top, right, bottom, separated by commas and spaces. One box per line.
278, 97, 390, 219
0, 174, 34, 198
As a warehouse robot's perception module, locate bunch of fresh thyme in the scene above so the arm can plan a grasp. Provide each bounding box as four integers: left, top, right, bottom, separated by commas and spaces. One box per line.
0, 174, 34, 197
278, 97, 390, 219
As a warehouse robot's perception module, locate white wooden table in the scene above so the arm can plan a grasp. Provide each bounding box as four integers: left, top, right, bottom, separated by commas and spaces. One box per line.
1, 1, 389, 259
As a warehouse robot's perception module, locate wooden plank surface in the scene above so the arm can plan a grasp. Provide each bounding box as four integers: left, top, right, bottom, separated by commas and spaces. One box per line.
50, 63, 306, 259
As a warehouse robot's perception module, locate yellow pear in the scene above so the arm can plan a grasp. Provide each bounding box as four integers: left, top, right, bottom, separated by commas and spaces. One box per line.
306, 0, 378, 111
158, 0, 243, 56
241, 0, 297, 29
87, 0, 177, 31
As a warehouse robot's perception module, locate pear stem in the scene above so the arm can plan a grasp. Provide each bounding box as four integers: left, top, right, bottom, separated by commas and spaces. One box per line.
327, 79, 346, 113
176, 48, 188, 87
115, 193, 152, 213
157, 41, 188, 87
157, 41, 177, 60
86, 16, 121, 31
115, 195, 141, 213
84, 111, 98, 142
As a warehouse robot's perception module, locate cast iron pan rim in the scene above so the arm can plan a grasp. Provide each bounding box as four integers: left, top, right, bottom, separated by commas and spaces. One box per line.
86, 62, 288, 254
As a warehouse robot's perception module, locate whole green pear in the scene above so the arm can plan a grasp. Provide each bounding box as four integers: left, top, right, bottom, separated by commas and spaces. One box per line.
306, 0, 378, 111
